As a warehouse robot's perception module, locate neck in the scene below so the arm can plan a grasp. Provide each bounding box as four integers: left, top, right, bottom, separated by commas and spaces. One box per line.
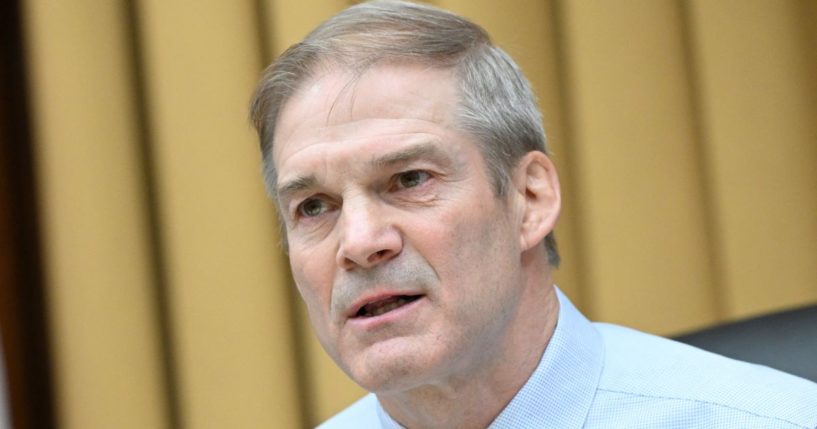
377, 265, 559, 429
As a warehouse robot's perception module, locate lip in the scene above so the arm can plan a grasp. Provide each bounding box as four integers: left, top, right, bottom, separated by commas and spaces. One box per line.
345, 290, 426, 322
346, 290, 424, 318
346, 295, 426, 329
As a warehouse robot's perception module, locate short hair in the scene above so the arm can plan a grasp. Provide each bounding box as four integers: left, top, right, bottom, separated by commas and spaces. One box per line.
250, 0, 559, 267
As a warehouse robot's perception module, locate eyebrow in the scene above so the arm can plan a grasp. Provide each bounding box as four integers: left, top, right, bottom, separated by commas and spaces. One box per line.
276, 141, 452, 202
369, 141, 452, 170
276, 175, 317, 203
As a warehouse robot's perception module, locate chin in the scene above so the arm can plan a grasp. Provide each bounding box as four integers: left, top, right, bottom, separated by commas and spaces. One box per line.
344, 340, 444, 393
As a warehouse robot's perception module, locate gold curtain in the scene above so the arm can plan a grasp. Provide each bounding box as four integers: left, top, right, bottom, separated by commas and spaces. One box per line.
21, 0, 817, 427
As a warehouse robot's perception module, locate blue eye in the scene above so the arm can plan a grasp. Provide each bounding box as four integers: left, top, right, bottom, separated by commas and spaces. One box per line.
396, 170, 430, 189
297, 198, 328, 217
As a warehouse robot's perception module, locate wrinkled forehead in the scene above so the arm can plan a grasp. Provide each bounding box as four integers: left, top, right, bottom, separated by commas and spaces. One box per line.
271, 63, 460, 164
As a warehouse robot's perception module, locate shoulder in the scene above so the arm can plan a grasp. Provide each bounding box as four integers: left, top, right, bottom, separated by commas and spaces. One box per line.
592, 323, 817, 428
317, 394, 381, 429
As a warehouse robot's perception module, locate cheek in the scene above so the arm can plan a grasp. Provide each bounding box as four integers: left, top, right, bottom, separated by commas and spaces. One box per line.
292, 260, 342, 361
438, 199, 512, 259
436, 202, 518, 302
290, 246, 335, 323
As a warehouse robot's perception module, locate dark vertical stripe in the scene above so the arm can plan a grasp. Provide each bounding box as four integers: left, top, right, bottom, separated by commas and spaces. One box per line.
0, 0, 58, 428
677, 0, 726, 322
252, 2, 315, 427
122, 2, 183, 428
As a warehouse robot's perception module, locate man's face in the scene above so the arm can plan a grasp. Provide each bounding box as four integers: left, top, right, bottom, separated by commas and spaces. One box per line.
273, 64, 528, 392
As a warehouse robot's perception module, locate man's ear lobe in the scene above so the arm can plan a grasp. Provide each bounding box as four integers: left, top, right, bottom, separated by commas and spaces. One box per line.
512, 151, 561, 251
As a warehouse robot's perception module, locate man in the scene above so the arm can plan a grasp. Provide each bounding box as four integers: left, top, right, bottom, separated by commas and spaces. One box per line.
250, 1, 817, 427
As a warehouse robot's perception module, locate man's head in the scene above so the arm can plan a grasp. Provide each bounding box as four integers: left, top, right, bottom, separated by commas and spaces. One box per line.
250, 0, 561, 394
251, 0, 559, 266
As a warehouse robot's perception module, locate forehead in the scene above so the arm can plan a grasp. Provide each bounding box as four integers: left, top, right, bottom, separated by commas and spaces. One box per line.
272, 63, 461, 172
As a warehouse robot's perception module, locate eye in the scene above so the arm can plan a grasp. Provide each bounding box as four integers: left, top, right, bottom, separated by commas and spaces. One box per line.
394, 170, 431, 190
297, 197, 330, 218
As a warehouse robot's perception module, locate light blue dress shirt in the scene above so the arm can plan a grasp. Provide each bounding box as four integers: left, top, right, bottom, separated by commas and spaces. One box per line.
320, 289, 817, 428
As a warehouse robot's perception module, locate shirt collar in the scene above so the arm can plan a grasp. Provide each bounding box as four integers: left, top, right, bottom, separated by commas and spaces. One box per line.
376, 287, 604, 428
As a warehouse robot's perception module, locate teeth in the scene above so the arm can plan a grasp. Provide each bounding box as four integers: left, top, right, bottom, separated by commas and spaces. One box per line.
361, 296, 415, 318
370, 297, 408, 317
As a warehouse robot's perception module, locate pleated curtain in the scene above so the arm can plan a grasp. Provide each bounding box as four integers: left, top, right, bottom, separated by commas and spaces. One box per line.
20, 0, 817, 427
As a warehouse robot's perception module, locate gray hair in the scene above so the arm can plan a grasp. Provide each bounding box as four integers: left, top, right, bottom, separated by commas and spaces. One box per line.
250, 0, 559, 267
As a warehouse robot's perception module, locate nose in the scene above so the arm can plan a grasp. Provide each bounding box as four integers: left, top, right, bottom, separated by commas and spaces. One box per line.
336, 196, 402, 270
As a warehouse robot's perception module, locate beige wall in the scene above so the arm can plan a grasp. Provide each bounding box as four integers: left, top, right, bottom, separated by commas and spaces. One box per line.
22, 0, 817, 426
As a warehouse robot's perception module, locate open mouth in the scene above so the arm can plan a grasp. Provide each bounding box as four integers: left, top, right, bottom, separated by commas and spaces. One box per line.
354, 295, 423, 318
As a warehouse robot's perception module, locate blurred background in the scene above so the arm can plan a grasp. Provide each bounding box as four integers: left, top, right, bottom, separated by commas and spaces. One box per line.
1, 0, 816, 428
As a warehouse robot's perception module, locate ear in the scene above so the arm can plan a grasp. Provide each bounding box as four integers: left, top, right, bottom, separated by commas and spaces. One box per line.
511, 152, 561, 251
